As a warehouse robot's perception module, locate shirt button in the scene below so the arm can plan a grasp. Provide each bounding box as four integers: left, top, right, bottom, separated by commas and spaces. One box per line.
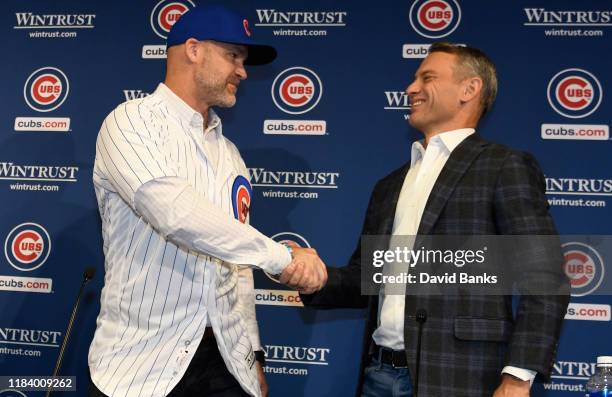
184, 340, 190, 346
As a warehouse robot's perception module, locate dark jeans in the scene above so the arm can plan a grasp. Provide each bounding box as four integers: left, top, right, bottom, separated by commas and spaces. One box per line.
89, 328, 250, 397
361, 355, 413, 397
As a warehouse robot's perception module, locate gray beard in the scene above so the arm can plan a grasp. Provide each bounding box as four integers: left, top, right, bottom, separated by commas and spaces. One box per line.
195, 71, 236, 108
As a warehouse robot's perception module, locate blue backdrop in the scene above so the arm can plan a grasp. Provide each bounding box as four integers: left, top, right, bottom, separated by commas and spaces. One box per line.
1, 0, 610, 396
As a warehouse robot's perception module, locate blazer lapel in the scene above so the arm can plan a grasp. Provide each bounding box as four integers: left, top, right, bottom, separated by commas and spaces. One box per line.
417, 134, 488, 235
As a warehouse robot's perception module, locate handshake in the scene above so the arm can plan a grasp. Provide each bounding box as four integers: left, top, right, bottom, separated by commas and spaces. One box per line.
277, 245, 327, 295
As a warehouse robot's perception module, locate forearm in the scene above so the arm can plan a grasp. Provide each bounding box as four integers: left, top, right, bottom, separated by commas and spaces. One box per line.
135, 176, 291, 274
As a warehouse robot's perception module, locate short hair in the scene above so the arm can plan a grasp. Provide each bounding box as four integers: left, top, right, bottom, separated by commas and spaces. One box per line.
429, 42, 498, 116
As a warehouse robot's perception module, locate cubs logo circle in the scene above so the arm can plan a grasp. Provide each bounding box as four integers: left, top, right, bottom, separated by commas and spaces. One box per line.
4, 223, 51, 272
547, 68, 602, 119
243, 19, 251, 37
271, 67, 323, 115
150, 0, 195, 39
409, 0, 461, 39
23, 67, 69, 112
562, 242, 605, 297
271, 232, 311, 249
232, 176, 252, 224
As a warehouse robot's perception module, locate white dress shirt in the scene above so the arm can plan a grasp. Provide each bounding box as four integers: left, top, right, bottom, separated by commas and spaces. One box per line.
371, 128, 536, 383
89, 83, 291, 397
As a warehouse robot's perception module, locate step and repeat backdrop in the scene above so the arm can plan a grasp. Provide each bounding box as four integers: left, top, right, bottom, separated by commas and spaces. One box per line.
1, 0, 611, 396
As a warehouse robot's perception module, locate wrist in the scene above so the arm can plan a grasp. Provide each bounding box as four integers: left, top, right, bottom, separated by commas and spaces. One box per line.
501, 374, 530, 388
280, 242, 294, 259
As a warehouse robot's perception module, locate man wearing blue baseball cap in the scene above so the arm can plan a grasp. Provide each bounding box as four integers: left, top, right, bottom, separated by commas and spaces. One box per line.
88, 5, 327, 397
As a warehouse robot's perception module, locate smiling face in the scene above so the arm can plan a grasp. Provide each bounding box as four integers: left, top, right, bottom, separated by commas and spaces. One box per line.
194, 41, 248, 108
406, 52, 467, 136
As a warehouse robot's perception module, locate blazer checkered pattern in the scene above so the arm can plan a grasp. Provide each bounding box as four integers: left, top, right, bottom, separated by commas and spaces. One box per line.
303, 134, 570, 397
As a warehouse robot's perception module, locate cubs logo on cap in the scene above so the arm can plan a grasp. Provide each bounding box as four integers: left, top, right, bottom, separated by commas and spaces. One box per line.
232, 175, 252, 224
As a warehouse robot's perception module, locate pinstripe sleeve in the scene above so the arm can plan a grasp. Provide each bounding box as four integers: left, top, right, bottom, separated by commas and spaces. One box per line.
96, 103, 174, 205
96, 105, 291, 275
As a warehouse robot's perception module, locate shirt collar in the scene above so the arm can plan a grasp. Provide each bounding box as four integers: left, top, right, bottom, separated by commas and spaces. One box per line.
410, 128, 475, 167
154, 83, 203, 126
206, 109, 221, 136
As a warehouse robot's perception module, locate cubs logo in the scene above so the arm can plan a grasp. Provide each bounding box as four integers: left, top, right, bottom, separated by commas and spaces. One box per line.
562, 242, 605, 297
4, 223, 52, 272
409, 0, 462, 39
547, 68, 602, 119
271, 67, 323, 115
243, 19, 251, 37
23, 67, 69, 112
150, 0, 195, 39
232, 176, 252, 224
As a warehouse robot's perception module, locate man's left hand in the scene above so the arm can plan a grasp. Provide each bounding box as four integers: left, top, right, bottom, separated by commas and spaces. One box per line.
256, 362, 268, 397
492, 375, 530, 397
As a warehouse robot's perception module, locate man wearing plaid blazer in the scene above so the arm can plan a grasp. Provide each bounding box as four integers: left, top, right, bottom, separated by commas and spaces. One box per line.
301, 43, 569, 397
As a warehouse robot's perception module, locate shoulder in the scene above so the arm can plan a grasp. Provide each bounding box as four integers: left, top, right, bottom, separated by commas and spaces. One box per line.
110, 94, 164, 123
223, 136, 248, 173
223, 136, 242, 158
470, 136, 541, 172
100, 94, 166, 139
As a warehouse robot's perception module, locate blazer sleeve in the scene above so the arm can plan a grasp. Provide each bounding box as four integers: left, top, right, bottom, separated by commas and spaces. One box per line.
493, 150, 570, 380
300, 181, 386, 309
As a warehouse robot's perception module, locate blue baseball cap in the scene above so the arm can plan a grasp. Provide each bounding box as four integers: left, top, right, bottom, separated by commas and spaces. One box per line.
166, 5, 277, 65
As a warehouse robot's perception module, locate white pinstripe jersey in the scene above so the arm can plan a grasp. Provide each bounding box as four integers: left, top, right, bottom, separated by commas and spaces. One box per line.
88, 83, 290, 397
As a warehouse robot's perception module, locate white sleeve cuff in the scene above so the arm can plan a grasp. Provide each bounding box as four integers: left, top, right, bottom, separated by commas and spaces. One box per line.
502, 366, 537, 385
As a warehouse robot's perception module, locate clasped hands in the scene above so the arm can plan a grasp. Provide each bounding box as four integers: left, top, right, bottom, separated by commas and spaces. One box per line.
278, 245, 327, 294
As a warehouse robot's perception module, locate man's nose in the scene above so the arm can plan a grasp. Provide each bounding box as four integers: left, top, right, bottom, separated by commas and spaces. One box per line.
236, 63, 247, 80
406, 80, 420, 97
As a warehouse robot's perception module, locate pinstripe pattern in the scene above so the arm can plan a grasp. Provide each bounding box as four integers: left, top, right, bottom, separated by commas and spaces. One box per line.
89, 83, 264, 397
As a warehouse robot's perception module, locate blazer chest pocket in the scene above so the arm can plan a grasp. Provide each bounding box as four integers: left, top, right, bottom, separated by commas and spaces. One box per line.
454, 317, 513, 342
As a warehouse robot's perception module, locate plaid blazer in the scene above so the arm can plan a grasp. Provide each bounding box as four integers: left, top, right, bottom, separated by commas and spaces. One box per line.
303, 134, 569, 397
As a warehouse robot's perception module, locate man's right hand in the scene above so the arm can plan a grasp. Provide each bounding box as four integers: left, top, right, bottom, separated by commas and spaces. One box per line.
278, 247, 327, 294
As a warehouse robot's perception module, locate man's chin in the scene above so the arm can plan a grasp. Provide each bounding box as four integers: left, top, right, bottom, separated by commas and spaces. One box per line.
216, 96, 237, 108
408, 115, 421, 128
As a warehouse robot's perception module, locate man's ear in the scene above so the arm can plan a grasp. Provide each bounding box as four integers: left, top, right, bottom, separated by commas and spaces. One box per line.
460, 76, 483, 104
184, 38, 201, 62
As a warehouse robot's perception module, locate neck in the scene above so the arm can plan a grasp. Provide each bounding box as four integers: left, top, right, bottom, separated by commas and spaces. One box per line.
421, 118, 478, 147
164, 76, 210, 127
422, 127, 469, 147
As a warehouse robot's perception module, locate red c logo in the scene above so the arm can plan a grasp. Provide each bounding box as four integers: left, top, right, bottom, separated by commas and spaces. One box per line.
32, 75, 61, 105
419, 1, 452, 30
13, 231, 43, 263
557, 77, 592, 109
281, 75, 314, 106
159, 3, 188, 32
